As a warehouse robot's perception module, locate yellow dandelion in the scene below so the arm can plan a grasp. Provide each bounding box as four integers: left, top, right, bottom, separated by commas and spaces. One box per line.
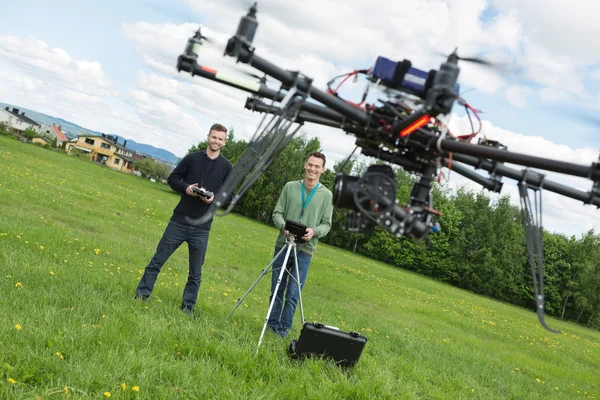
536, 378, 541, 383
56, 352, 64, 360
121, 383, 127, 391
15, 324, 21, 330
40, 246, 44, 250
15, 282, 22, 288
104, 392, 111, 397
132, 386, 140, 392
555, 387, 559, 390
64, 260, 68, 263
7, 378, 16, 384
471, 389, 475, 393
63, 386, 69, 394
50, 271, 54, 275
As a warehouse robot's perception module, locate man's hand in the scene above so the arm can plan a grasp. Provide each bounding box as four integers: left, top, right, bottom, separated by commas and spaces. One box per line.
186, 183, 199, 197
200, 193, 214, 204
302, 228, 315, 241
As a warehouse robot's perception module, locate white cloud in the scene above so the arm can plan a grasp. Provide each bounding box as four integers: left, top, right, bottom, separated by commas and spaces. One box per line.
0, 35, 115, 97
504, 85, 533, 107
492, 0, 600, 64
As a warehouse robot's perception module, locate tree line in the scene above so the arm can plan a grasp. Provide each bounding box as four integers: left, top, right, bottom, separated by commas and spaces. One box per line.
186, 129, 600, 330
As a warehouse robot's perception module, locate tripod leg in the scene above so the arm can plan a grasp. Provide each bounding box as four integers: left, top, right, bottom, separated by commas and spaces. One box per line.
292, 245, 306, 326
225, 245, 288, 321
257, 243, 293, 354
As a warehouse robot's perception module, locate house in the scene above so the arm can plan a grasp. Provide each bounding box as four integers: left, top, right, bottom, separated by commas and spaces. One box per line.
38, 123, 68, 147
31, 136, 52, 146
64, 133, 137, 174
0, 106, 41, 134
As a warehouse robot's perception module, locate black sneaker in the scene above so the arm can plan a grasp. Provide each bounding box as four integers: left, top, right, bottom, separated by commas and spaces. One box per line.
134, 294, 150, 302
180, 304, 194, 315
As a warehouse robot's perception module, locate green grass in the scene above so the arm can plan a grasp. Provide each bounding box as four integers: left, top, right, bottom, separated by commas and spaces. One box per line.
1, 135, 599, 399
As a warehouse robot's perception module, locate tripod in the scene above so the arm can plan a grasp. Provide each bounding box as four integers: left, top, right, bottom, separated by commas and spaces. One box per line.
225, 236, 306, 354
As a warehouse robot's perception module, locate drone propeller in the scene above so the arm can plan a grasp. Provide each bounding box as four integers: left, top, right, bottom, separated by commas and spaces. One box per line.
548, 105, 600, 130
434, 49, 509, 71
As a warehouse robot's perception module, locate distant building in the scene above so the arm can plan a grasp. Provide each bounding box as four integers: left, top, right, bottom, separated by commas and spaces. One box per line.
38, 123, 68, 147
64, 133, 137, 174
0, 106, 41, 134
31, 136, 52, 146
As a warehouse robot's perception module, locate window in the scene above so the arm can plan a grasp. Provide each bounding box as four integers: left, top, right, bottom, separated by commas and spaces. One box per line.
68, 145, 73, 150
85, 138, 95, 145
114, 158, 120, 165
100, 143, 111, 150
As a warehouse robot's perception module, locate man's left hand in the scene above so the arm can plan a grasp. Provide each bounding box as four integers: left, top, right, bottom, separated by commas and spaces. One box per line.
201, 193, 214, 204
302, 228, 315, 241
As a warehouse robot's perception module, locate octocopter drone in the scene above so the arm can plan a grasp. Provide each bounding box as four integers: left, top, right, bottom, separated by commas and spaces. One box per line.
176, 3, 600, 332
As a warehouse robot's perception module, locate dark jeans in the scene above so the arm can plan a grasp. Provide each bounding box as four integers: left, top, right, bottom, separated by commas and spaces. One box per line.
136, 220, 209, 307
267, 246, 312, 336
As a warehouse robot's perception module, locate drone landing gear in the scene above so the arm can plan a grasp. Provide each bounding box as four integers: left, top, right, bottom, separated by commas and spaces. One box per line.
518, 171, 560, 334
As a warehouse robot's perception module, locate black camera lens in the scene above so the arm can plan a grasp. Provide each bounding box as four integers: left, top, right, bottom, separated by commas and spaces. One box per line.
333, 174, 360, 210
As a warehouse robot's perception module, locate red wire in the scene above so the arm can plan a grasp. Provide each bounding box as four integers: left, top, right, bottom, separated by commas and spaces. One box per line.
456, 102, 482, 142
465, 103, 482, 135
333, 70, 358, 93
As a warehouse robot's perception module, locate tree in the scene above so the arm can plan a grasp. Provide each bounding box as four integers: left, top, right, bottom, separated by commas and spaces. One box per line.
134, 158, 171, 180
22, 126, 38, 140
0, 121, 10, 135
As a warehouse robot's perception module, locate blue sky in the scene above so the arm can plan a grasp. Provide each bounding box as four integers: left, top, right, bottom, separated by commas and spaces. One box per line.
1, 0, 599, 237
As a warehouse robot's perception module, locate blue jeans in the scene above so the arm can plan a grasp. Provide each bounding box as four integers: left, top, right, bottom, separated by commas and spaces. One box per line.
267, 246, 312, 336
136, 220, 209, 307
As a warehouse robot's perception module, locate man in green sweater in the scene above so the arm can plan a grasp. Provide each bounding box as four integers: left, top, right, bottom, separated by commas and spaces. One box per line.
267, 152, 334, 337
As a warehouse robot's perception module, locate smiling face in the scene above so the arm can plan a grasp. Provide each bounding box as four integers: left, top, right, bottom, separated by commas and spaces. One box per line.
206, 129, 227, 153
304, 155, 326, 183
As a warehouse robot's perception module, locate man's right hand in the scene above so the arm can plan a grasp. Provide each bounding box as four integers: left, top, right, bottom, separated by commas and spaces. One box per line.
186, 183, 199, 197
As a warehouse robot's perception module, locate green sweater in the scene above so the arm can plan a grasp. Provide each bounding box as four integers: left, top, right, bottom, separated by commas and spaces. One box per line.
272, 180, 333, 255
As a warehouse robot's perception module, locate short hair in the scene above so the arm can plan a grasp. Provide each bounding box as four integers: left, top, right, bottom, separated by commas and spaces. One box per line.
209, 123, 227, 134
306, 151, 326, 167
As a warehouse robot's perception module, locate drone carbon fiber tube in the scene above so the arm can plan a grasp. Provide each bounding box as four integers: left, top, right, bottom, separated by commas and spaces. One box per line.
361, 148, 504, 193
427, 135, 600, 181
447, 161, 504, 193
451, 153, 600, 207
177, 55, 284, 99
225, 37, 370, 124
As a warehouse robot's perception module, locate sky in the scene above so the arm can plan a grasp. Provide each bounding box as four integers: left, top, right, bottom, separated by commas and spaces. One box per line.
1, 0, 599, 238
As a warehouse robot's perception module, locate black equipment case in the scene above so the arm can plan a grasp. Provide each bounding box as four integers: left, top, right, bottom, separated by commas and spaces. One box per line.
287, 322, 367, 367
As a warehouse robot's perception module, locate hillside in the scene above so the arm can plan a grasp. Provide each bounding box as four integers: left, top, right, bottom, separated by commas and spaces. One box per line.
0, 135, 598, 399
0, 102, 180, 163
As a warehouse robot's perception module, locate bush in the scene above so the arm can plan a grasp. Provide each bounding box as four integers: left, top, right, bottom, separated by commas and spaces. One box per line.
0, 122, 12, 137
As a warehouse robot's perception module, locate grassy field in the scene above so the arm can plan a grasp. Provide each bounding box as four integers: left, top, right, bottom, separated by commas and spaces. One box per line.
1, 135, 599, 399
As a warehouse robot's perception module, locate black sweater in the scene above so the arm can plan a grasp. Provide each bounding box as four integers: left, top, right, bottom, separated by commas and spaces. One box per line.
167, 150, 232, 229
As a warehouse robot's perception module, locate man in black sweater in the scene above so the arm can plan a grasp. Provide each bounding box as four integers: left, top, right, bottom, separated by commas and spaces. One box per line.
135, 123, 233, 314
